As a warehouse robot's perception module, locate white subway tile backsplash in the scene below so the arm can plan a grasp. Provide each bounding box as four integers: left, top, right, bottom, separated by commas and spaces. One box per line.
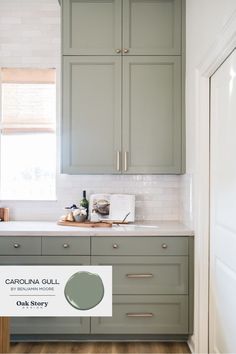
1, 174, 182, 221
0, 0, 60, 67
0, 17, 22, 24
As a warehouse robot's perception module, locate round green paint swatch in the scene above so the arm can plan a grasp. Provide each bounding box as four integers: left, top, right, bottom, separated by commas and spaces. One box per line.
64, 271, 104, 310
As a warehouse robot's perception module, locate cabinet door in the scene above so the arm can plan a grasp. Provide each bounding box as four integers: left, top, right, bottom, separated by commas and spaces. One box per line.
122, 56, 182, 174
62, 0, 122, 55
123, 0, 182, 55
62, 56, 122, 174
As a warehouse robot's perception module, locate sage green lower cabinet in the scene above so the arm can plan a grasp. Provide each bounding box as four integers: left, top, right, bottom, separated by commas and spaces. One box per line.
91, 236, 192, 336
91, 295, 188, 334
0, 235, 193, 339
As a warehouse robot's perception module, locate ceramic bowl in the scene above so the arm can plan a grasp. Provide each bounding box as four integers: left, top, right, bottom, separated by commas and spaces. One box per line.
73, 214, 86, 222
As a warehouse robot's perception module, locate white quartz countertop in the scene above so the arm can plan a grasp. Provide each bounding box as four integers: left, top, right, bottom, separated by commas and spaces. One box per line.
0, 221, 194, 236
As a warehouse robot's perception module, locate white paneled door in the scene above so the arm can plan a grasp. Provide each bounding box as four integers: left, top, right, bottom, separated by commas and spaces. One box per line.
210, 49, 236, 353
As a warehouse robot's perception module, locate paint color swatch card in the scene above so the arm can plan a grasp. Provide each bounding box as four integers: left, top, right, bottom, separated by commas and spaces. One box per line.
0, 266, 112, 316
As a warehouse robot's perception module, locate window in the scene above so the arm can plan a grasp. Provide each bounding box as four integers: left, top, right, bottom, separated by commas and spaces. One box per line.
0, 68, 56, 200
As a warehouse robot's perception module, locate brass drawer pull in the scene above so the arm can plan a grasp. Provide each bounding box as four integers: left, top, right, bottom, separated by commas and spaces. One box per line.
124, 151, 128, 171
126, 274, 153, 278
13, 243, 20, 249
162, 243, 168, 249
126, 313, 153, 318
116, 151, 121, 171
112, 243, 119, 249
63, 243, 70, 248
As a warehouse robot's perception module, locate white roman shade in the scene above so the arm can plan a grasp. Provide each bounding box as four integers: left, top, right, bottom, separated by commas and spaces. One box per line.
0, 68, 56, 134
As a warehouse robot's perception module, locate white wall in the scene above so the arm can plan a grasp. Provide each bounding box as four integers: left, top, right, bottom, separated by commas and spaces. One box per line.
0, 0, 182, 222
0, 0, 60, 68
186, 0, 236, 172
182, 0, 236, 227
185, 1, 236, 351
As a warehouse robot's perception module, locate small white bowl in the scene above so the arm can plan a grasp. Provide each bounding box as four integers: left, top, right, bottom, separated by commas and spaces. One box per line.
74, 214, 86, 222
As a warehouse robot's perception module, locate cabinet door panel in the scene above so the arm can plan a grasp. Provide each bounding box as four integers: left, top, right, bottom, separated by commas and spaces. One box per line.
62, 0, 122, 55
123, 0, 181, 55
123, 56, 182, 174
62, 56, 122, 174
91, 295, 188, 334
92, 256, 188, 295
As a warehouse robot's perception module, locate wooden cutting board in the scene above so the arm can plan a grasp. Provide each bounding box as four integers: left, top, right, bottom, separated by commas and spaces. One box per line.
57, 220, 112, 228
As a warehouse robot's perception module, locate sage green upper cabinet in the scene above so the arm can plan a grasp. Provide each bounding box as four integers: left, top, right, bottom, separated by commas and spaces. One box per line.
123, 0, 182, 55
122, 56, 182, 174
62, 55, 182, 174
62, 0, 122, 55
62, 56, 122, 174
62, 0, 181, 56
61, 0, 185, 174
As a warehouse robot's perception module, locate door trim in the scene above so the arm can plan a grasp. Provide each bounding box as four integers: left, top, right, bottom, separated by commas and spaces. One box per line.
193, 9, 236, 354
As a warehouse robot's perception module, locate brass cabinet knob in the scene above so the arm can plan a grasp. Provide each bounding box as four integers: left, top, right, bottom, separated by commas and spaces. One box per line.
112, 243, 119, 249
162, 243, 168, 249
13, 243, 20, 248
115, 49, 121, 53
63, 243, 70, 248
123, 48, 129, 53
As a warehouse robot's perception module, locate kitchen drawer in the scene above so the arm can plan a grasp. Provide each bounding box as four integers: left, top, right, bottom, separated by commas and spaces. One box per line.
91, 295, 188, 334
92, 256, 188, 295
0, 237, 41, 255
91, 237, 188, 256
11, 317, 89, 334
42, 237, 90, 255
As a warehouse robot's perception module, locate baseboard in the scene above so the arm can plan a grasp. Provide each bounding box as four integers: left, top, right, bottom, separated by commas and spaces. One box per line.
11, 334, 189, 342
188, 335, 195, 353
